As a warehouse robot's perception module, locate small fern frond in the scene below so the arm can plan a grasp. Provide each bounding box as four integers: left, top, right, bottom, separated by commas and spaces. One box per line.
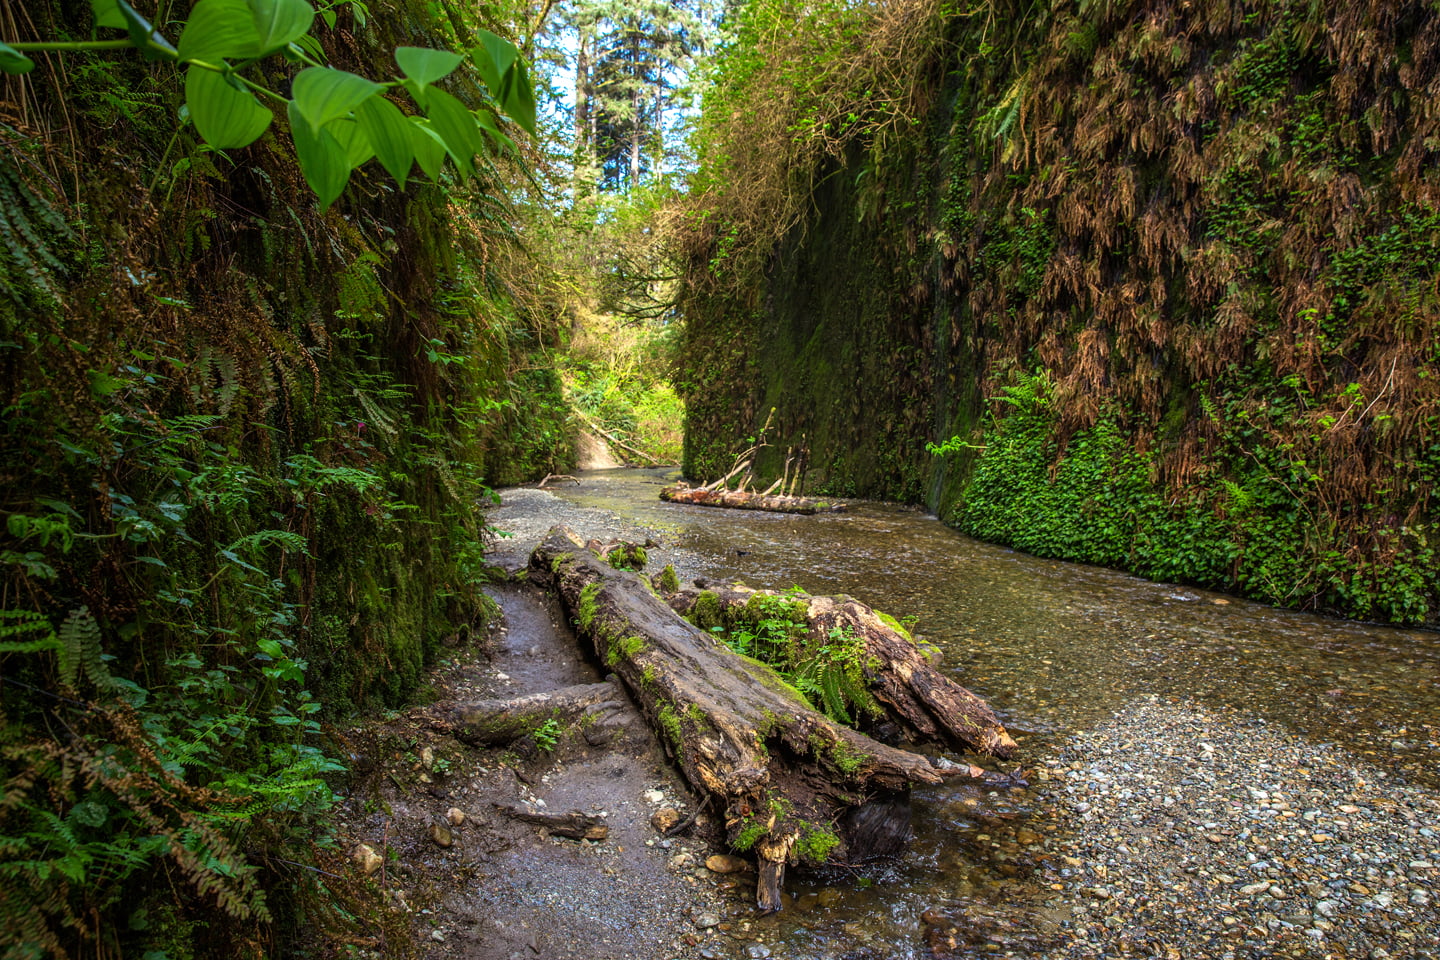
58, 606, 109, 691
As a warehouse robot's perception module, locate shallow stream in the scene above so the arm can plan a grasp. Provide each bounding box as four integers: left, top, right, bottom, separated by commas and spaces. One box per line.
539, 468, 1440, 958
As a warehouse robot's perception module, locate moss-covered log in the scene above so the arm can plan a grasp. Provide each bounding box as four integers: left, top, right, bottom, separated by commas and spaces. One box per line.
529, 525, 1012, 912
452, 682, 624, 745
664, 581, 1016, 758
660, 484, 844, 514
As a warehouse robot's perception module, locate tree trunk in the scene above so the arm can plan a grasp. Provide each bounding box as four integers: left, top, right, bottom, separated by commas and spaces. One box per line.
528, 526, 1014, 912
660, 484, 844, 515
663, 580, 1017, 758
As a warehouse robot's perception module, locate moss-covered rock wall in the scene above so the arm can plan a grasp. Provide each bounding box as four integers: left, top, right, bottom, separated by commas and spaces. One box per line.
0, 2, 570, 953
680, 0, 1440, 625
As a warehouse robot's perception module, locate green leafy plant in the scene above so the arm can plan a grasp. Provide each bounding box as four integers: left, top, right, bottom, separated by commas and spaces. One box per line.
1, 0, 537, 207
533, 716, 562, 752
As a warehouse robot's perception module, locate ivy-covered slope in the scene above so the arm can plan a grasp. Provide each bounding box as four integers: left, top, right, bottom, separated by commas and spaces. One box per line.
679, 0, 1440, 625
1, 2, 569, 955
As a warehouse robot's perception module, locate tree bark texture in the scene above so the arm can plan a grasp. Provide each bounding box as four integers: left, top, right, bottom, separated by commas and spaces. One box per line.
452, 681, 625, 746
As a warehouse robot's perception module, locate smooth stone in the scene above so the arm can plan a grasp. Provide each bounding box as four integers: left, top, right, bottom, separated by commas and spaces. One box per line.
707, 853, 749, 874
428, 823, 454, 848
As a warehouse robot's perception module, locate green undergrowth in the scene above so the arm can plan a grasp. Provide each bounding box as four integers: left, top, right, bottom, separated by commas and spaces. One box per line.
691, 590, 882, 727
955, 373, 1438, 623
0, 1, 573, 955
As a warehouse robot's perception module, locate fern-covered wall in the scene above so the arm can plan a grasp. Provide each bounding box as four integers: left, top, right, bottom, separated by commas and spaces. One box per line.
680, 0, 1440, 626
0, 2, 570, 954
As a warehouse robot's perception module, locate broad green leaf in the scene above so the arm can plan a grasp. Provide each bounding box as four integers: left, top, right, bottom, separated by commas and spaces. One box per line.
326, 117, 373, 169
290, 34, 326, 63
186, 67, 273, 148
408, 119, 447, 181
423, 87, 481, 177
288, 100, 350, 208
395, 46, 464, 88
470, 29, 517, 95
249, 0, 315, 55
499, 60, 536, 136
119, 0, 179, 61
178, 0, 261, 63
473, 108, 516, 155
357, 95, 414, 187
398, 77, 428, 109
0, 43, 34, 75
291, 66, 383, 130
91, 0, 125, 29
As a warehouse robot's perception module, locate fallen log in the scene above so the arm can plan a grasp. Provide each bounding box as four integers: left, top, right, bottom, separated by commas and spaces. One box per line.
452, 681, 625, 746
529, 526, 1014, 912
494, 804, 610, 840
663, 580, 1016, 758
660, 483, 844, 515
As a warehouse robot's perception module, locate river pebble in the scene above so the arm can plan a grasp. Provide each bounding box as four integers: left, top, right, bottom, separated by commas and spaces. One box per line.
1036, 697, 1439, 959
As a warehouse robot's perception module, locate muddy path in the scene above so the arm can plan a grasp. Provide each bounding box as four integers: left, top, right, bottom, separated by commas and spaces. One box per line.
329, 486, 780, 960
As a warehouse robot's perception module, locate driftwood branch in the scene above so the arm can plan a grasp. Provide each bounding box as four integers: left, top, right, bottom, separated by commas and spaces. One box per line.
538, 473, 581, 488
573, 409, 665, 465
661, 484, 844, 515
494, 804, 610, 840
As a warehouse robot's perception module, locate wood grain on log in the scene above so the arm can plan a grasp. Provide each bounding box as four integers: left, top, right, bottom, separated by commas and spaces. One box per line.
452, 682, 624, 745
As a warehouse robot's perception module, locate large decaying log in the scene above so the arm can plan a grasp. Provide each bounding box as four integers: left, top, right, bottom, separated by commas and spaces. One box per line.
452, 682, 625, 745
529, 526, 1014, 912
664, 581, 1017, 758
660, 484, 844, 515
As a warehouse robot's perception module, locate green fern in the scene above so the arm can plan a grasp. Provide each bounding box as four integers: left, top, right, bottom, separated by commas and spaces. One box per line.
58, 607, 110, 690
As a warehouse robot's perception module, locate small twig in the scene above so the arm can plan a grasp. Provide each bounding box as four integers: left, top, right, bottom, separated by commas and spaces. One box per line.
663, 793, 713, 838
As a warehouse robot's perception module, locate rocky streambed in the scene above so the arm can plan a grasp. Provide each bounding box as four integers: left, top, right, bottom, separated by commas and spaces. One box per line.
327, 475, 1439, 960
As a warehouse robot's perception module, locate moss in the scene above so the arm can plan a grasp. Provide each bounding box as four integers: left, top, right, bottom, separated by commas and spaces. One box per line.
689, 590, 724, 630
549, 552, 573, 575
605, 543, 647, 571
577, 582, 602, 630
605, 633, 647, 667
795, 825, 841, 864
732, 818, 768, 852
874, 610, 913, 643
657, 702, 684, 749
827, 737, 869, 776
658, 564, 680, 594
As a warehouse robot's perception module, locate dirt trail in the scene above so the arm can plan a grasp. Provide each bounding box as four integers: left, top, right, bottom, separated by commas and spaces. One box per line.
330, 487, 762, 960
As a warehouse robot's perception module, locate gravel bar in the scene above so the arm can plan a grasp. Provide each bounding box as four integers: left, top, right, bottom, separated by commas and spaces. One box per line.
1034, 697, 1438, 960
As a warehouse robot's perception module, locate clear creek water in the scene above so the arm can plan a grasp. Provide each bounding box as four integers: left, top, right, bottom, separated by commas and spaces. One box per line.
542, 468, 1440, 958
